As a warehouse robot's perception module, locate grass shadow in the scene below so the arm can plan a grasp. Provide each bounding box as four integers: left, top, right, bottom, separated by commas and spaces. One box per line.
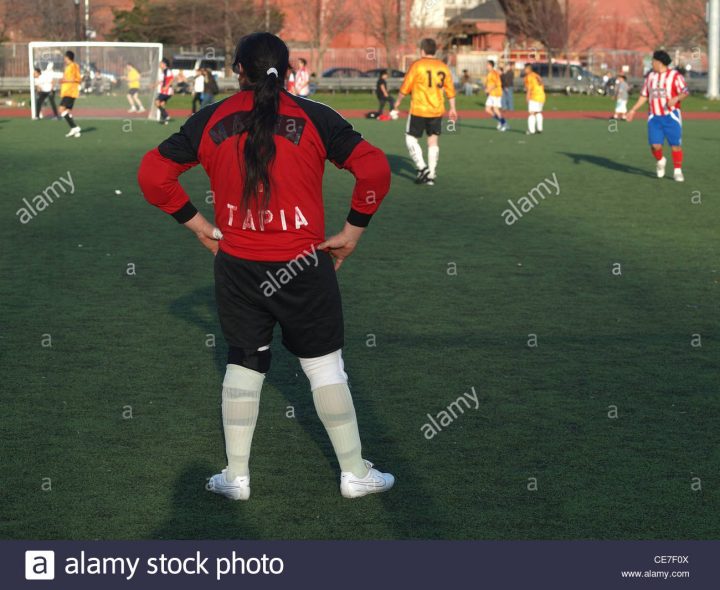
386, 153, 416, 181
151, 461, 264, 539
559, 151, 656, 177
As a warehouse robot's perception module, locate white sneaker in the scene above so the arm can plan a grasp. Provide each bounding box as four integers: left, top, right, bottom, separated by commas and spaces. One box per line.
656, 156, 666, 178
128, 107, 137, 113
207, 468, 250, 500
673, 168, 684, 182
65, 126, 81, 138
138, 107, 146, 113
500, 124, 509, 132
496, 122, 502, 130
340, 460, 395, 499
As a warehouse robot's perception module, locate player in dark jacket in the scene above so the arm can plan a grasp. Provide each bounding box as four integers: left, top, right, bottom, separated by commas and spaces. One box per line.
138, 33, 394, 500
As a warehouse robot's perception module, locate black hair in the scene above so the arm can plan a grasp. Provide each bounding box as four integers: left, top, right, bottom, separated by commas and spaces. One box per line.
34, 67, 41, 74
379, 68, 388, 76
653, 50, 671, 66
420, 38, 437, 56
298, 57, 307, 66
232, 32, 289, 210
161, 57, 170, 67
65, 50, 75, 61
488, 59, 495, 68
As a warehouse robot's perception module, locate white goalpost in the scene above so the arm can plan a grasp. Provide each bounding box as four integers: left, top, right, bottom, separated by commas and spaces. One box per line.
28, 41, 163, 120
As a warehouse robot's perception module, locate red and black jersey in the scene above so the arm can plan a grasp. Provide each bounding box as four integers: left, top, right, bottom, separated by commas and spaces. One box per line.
138, 90, 391, 261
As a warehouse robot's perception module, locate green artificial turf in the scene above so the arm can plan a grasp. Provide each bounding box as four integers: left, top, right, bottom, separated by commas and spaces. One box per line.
0, 112, 717, 540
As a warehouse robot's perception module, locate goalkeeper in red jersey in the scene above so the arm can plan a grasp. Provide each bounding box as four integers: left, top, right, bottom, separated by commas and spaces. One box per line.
138, 33, 394, 500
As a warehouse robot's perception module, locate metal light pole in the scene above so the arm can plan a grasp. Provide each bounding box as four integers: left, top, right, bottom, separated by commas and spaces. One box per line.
709, 0, 719, 99
74, 0, 82, 40
84, 0, 90, 40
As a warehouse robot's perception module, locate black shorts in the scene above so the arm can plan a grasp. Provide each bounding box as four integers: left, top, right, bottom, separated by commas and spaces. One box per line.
156, 93, 171, 102
59, 96, 75, 109
407, 114, 442, 137
128, 88, 139, 95
214, 248, 344, 359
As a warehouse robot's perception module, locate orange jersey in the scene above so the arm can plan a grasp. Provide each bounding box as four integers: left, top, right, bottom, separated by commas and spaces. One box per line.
61, 62, 81, 98
399, 57, 455, 118
485, 69, 502, 97
524, 72, 546, 103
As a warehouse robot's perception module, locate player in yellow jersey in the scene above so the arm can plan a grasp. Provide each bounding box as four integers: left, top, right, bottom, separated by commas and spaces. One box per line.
59, 51, 82, 138
523, 64, 546, 135
124, 63, 146, 114
392, 38, 457, 186
484, 60, 507, 131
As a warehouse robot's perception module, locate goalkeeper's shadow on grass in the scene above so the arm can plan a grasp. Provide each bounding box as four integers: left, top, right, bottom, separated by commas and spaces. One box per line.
386, 153, 418, 181
559, 152, 656, 177
167, 286, 443, 538
150, 461, 265, 539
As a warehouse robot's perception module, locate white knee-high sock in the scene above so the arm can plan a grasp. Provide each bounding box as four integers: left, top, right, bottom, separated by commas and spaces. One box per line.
428, 145, 439, 178
300, 350, 368, 478
405, 134, 427, 170
222, 364, 265, 480
536, 113, 544, 132
528, 113, 536, 133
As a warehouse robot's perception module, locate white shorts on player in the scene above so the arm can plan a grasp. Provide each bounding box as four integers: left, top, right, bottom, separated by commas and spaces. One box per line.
485, 95, 502, 108
615, 99, 627, 114
528, 100, 544, 112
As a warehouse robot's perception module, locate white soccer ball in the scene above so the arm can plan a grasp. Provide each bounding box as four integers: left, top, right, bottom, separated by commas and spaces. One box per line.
390, 109, 399, 120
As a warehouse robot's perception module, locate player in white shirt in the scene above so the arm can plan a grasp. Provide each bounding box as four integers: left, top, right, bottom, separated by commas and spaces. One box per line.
33, 66, 59, 119
294, 58, 310, 97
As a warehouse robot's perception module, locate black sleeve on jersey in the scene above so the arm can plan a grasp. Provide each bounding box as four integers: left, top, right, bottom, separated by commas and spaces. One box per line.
287, 92, 363, 165
157, 98, 225, 164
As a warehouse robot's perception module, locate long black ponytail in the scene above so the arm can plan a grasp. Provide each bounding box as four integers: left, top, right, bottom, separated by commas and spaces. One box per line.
232, 33, 289, 211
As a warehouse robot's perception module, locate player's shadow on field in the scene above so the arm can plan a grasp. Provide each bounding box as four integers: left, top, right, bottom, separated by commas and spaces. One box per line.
151, 461, 265, 539
386, 153, 417, 181
559, 152, 656, 177
79, 126, 98, 134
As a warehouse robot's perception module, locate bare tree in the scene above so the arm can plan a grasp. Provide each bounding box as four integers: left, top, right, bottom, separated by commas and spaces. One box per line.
363, 0, 402, 69
298, 0, 353, 73
640, 0, 707, 49
0, 0, 77, 40
501, 0, 565, 76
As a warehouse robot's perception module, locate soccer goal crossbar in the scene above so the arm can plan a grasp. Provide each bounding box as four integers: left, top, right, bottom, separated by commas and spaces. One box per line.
28, 41, 164, 120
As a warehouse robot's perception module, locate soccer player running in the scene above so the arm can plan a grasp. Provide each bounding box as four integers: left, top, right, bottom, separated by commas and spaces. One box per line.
484, 60, 507, 131
392, 38, 457, 186
59, 51, 82, 138
155, 58, 174, 125
627, 50, 689, 182
138, 32, 394, 500
125, 63, 145, 113
523, 64, 545, 135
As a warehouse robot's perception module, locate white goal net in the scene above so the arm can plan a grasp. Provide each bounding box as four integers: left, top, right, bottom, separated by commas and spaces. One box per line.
28, 41, 163, 120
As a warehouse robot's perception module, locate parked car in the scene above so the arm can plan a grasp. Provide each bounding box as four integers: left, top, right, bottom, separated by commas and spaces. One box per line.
171, 55, 227, 81
81, 62, 117, 95
364, 68, 405, 78
321, 67, 367, 78
524, 63, 604, 95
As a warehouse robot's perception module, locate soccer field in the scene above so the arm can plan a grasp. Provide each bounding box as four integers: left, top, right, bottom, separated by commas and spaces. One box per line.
0, 113, 718, 540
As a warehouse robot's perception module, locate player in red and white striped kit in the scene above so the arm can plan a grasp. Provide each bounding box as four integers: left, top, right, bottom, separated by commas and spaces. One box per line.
627, 50, 689, 182
155, 57, 174, 125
